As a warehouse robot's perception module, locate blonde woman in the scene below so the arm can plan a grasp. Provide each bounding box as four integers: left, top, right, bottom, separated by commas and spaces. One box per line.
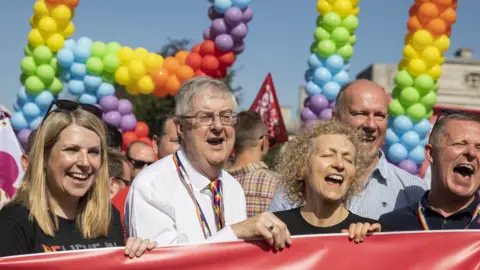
273, 120, 381, 243
0, 100, 155, 258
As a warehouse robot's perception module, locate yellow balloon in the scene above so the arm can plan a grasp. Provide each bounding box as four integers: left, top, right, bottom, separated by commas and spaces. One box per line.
33, 0, 50, 17
433, 35, 450, 53
38, 16, 58, 34
117, 47, 134, 65
407, 58, 427, 77
404, 34, 412, 45
428, 65, 442, 80
403, 44, 419, 60
51, 5, 72, 22
128, 59, 146, 80
62, 22, 75, 38
30, 16, 40, 28
137, 75, 155, 94
421, 46, 441, 65
412, 30, 433, 51
351, 6, 360, 16
144, 53, 164, 71
126, 84, 139, 95
333, 0, 352, 17
350, 0, 360, 5
46, 33, 64, 52
133, 48, 149, 63
28, 28, 45, 47
439, 56, 445, 65
115, 66, 130, 85
398, 59, 409, 70
316, 0, 332, 15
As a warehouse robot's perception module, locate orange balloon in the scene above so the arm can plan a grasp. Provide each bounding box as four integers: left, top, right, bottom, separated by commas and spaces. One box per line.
218, 52, 235, 67
407, 16, 423, 33
45, 0, 61, 5
409, 5, 418, 17
432, 0, 453, 5
175, 51, 189, 65
418, 2, 439, 23
176, 65, 195, 83
426, 18, 447, 36
445, 25, 452, 37
135, 122, 150, 138
440, 7, 456, 25
123, 131, 138, 149
150, 67, 170, 88
201, 55, 220, 73
200, 40, 216, 56
163, 57, 180, 74
153, 86, 168, 98
165, 75, 181, 96
186, 53, 202, 71
192, 44, 201, 53
138, 137, 152, 146
63, 0, 79, 8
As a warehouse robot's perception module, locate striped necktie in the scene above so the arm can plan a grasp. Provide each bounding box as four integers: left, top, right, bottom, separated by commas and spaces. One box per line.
209, 179, 225, 231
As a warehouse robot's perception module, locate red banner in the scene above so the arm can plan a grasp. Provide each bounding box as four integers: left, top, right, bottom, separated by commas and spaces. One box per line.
1, 231, 479, 269
250, 73, 289, 144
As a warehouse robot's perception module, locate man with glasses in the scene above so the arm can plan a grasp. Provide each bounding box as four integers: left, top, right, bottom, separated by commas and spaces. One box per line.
125, 141, 156, 178
227, 111, 280, 217
125, 77, 291, 250
380, 110, 480, 231
108, 149, 133, 199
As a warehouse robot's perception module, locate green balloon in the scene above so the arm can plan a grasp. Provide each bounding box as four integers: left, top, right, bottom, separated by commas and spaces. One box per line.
36, 64, 55, 85
86, 57, 104, 75
50, 57, 60, 76
20, 73, 28, 85
414, 74, 434, 95
392, 87, 401, 99
91, 42, 107, 58
33, 46, 53, 65
310, 41, 319, 54
102, 72, 115, 84
24, 44, 34, 56
21, 56, 37, 76
420, 91, 437, 109
426, 109, 433, 120
314, 27, 330, 42
399, 86, 420, 107
106, 42, 121, 54
388, 99, 405, 117
337, 44, 353, 60
406, 103, 427, 122
316, 16, 323, 27
331, 27, 350, 46
25, 75, 45, 95
395, 70, 414, 88
103, 54, 120, 73
323, 12, 342, 31
342, 15, 359, 33
317, 40, 336, 58
431, 81, 440, 92
49, 78, 64, 95
348, 35, 356, 45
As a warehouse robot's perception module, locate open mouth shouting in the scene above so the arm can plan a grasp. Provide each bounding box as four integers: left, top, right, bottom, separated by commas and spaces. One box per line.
325, 174, 344, 187
453, 163, 475, 183
206, 137, 225, 149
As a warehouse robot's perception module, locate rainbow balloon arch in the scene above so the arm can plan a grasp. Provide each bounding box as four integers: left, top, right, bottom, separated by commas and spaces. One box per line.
301, 0, 457, 175
11, 0, 253, 150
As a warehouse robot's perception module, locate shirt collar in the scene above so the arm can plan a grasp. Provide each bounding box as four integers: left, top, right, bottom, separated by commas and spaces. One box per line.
419, 190, 480, 217
176, 148, 223, 191
368, 150, 389, 183
227, 161, 269, 176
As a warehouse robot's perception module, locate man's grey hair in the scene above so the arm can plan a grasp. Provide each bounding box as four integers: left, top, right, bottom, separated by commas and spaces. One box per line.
174, 76, 237, 116
334, 81, 356, 113
429, 112, 480, 147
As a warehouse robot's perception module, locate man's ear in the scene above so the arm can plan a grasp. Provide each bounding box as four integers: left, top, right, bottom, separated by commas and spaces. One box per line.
108, 177, 115, 193
151, 135, 159, 156
174, 119, 185, 140
332, 109, 339, 120
425, 143, 434, 165
20, 154, 28, 171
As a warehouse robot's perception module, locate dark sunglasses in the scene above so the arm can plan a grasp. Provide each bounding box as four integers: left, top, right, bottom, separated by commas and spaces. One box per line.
41, 100, 103, 126
114, 176, 132, 187
260, 134, 276, 149
126, 155, 154, 169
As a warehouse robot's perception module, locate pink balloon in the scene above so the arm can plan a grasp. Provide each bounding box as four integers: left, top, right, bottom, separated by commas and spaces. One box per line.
120, 113, 137, 132
103, 111, 122, 127
117, 99, 133, 115
318, 108, 333, 120
242, 7, 254, 23
99, 95, 118, 112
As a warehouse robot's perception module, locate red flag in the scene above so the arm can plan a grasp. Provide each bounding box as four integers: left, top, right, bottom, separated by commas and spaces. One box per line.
249, 73, 288, 144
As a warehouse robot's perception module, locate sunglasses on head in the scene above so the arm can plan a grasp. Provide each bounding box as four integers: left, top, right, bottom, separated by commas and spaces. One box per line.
431, 109, 474, 130
114, 176, 132, 187
126, 155, 154, 169
41, 99, 103, 126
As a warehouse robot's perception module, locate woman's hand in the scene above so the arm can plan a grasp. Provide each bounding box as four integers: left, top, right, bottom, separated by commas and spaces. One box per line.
341, 222, 381, 243
124, 237, 157, 258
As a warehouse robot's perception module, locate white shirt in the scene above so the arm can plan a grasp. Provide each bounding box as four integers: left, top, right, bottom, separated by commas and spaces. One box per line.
124, 148, 247, 246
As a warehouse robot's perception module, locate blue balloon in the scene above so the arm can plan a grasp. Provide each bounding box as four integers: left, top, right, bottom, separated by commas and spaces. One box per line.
387, 143, 408, 163
231, 0, 251, 9
97, 83, 115, 99
308, 53, 323, 70
401, 131, 420, 150
332, 70, 349, 87
22, 102, 41, 119
77, 37, 93, 48
79, 93, 98, 105
322, 82, 341, 101
35, 91, 54, 110
83, 75, 103, 92
61, 70, 71, 82
413, 119, 431, 138
305, 81, 322, 96
29, 116, 43, 130
343, 61, 351, 71
408, 145, 425, 164
214, 0, 233, 13
68, 80, 85, 96
10, 112, 29, 131
325, 54, 344, 73
304, 69, 313, 82
313, 67, 332, 87
14, 102, 21, 112
64, 39, 76, 50
57, 49, 75, 68
73, 46, 91, 63
392, 115, 413, 135
419, 137, 429, 147
17, 87, 30, 105
70, 63, 87, 79
385, 128, 400, 146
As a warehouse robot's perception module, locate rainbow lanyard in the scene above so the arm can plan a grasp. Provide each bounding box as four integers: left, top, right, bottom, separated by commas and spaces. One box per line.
417, 201, 480, 230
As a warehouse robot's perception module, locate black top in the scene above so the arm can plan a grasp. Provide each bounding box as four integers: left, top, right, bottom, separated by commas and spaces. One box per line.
379, 191, 480, 232
0, 203, 125, 257
274, 207, 378, 235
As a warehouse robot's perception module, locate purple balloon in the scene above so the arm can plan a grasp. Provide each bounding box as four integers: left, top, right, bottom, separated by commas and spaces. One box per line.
301, 107, 317, 121
229, 23, 248, 41
215, 34, 234, 52
103, 110, 122, 127
120, 113, 137, 132
212, 18, 228, 34
398, 159, 418, 174
232, 40, 245, 54
224, 7, 243, 27
318, 108, 333, 120
329, 101, 336, 109
203, 28, 211, 40
309, 94, 329, 114
208, 7, 222, 20
242, 7, 254, 23
117, 99, 133, 115
303, 97, 311, 108
17, 129, 32, 146
99, 95, 118, 112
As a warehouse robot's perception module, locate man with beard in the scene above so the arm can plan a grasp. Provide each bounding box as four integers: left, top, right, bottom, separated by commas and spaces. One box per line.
269, 79, 428, 220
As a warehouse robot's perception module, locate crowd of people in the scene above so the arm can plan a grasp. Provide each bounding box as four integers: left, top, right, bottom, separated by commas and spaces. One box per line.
0, 76, 479, 259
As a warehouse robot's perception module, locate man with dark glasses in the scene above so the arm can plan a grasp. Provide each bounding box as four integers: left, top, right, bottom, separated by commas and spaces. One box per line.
108, 149, 133, 199
380, 110, 480, 231
125, 141, 156, 178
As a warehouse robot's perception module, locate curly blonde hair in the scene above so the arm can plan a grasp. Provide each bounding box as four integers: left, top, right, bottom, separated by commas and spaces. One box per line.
275, 120, 371, 207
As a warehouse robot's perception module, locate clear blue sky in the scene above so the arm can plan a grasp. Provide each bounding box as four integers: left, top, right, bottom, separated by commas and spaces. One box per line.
1, 0, 479, 120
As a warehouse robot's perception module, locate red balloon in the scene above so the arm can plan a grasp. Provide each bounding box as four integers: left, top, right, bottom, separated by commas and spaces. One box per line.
195, 70, 207, 77
135, 122, 149, 138
122, 131, 138, 149
192, 44, 201, 53
217, 52, 235, 67
185, 53, 203, 71
200, 40, 216, 56
201, 55, 220, 73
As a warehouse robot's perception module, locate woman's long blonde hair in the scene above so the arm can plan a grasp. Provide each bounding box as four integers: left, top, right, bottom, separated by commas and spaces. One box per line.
13, 109, 111, 238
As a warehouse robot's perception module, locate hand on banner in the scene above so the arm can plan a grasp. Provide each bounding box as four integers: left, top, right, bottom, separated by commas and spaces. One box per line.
124, 237, 157, 258
341, 223, 382, 243
231, 212, 291, 251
